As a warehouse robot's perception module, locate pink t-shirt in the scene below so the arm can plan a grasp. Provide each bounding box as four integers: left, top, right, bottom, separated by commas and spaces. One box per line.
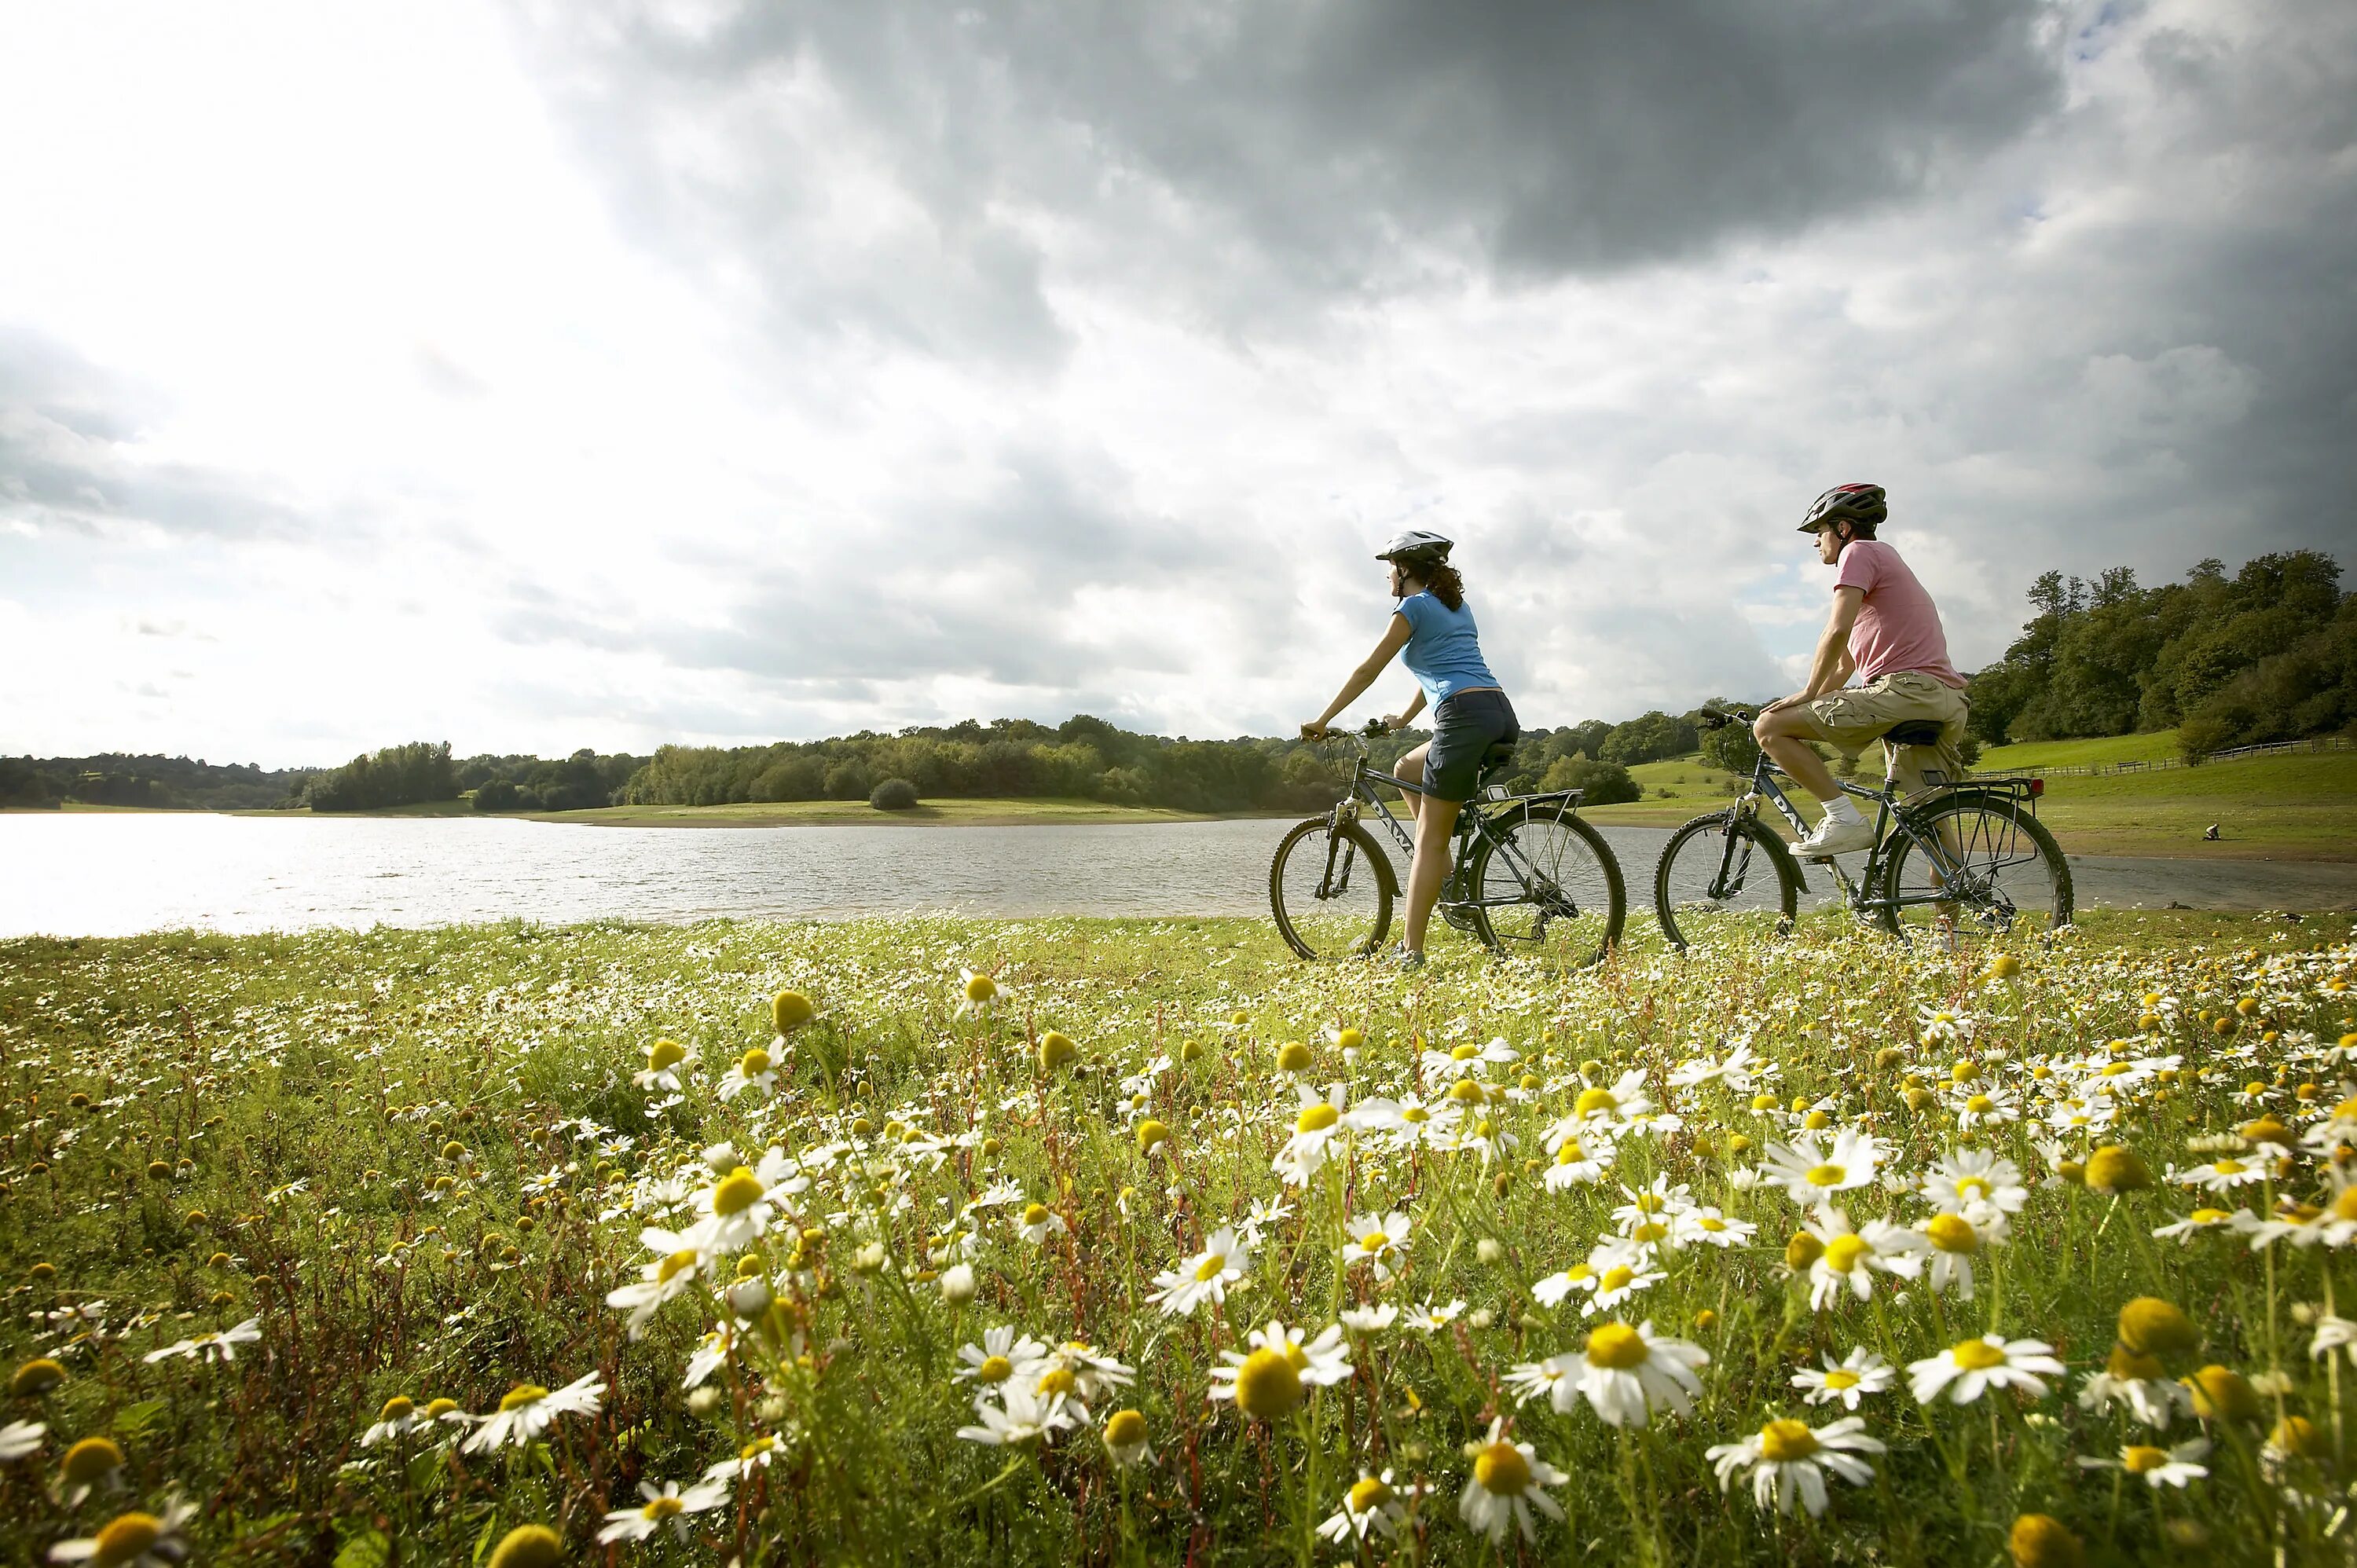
1835, 539, 1964, 688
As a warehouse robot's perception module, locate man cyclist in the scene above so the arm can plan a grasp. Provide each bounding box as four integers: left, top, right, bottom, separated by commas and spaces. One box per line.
1753, 483, 1970, 860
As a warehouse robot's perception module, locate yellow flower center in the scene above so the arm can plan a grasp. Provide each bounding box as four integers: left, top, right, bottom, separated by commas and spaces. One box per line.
1401, 1105, 1429, 1123
1804, 1163, 1847, 1188
1759, 1419, 1819, 1463
1600, 1266, 1635, 1291
711, 1170, 764, 1216
423, 1398, 460, 1420
643, 1495, 685, 1520
1022, 1203, 1051, 1227
739, 1048, 772, 1077
1574, 1087, 1617, 1117
1360, 1230, 1391, 1253
1696, 1215, 1726, 1233
499, 1383, 548, 1412
1296, 1103, 1339, 1134
647, 1039, 686, 1071
1195, 1254, 1228, 1282
1950, 1339, 2007, 1372
1336, 1029, 1363, 1051
1823, 1234, 1871, 1273
62, 1437, 126, 1484
1823, 1368, 1860, 1390
1555, 1140, 1584, 1164
1630, 1222, 1669, 1244
1233, 1348, 1303, 1420
772, 988, 816, 1031
1348, 1475, 1394, 1512
379, 1396, 415, 1422
90, 1515, 163, 1568
965, 975, 997, 1002
1036, 1367, 1077, 1398
1276, 1042, 1314, 1072
1451, 1043, 1479, 1061
2336, 1187, 2357, 1222
1447, 1079, 1486, 1102
1473, 1442, 1532, 1497
1925, 1214, 1978, 1253
977, 1355, 1013, 1384
658, 1248, 701, 1284
1956, 1176, 1992, 1200
1966, 1095, 1996, 1115
1105, 1409, 1149, 1448
1585, 1323, 1649, 1370
1136, 1119, 1171, 1151
1803, 1110, 1831, 1130
2121, 1445, 2168, 1474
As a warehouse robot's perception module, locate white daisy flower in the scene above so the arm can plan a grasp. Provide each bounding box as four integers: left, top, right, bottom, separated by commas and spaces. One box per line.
1564, 1068, 1653, 1130
597, 1476, 733, 1543
1761, 1130, 1882, 1207
1907, 1335, 2066, 1405
1805, 1211, 1925, 1310
462, 1371, 606, 1453
1318, 1468, 1422, 1543
46, 1497, 197, 1567
955, 1326, 1050, 1387
0, 1420, 46, 1463
1917, 1207, 2008, 1301
1540, 1130, 1614, 1189
717, 1046, 780, 1102
1148, 1226, 1252, 1317
1339, 1212, 1412, 1282
1574, 1321, 1709, 1427
1791, 1350, 1894, 1410
1503, 1353, 1580, 1414
2076, 1438, 2211, 1488
1014, 1202, 1067, 1245
1921, 1149, 2029, 1214
1340, 1302, 1399, 1333
956, 1384, 1079, 1446
1273, 1085, 1351, 1185
606, 1229, 711, 1339
1457, 1417, 1567, 1544
143, 1317, 262, 1365
1708, 1416, 1886, 1515
1674, 1206, 1756, 1249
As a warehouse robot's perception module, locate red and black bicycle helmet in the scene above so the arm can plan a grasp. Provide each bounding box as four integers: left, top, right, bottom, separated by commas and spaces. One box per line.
1798, 482, 1887, 532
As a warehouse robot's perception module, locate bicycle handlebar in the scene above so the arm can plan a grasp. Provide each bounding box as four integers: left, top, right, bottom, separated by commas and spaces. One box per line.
1698, 705, 1756, 731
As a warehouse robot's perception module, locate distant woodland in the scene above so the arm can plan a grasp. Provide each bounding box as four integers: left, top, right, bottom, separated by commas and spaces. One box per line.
4, 548, 2344, 815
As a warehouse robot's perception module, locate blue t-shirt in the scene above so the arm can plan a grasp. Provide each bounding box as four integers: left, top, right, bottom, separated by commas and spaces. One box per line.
1395, 591, 1499, 706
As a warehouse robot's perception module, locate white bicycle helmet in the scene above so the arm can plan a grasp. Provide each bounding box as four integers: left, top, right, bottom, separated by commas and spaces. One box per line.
1376, 529, 1453, 563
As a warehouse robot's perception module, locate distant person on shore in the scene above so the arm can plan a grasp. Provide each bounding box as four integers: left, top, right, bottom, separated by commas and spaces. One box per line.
1754, 483, 1970, 859
1301, 529, 1518, 969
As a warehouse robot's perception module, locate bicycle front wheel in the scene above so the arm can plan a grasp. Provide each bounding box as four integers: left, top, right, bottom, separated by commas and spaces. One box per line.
1654, 810, 1804, 951
1467, 803, 1624, 968
1876, 793, 2073, 946
1270, 817, 1396, 960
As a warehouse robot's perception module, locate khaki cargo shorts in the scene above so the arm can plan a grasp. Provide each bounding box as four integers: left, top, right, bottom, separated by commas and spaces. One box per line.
1794, 671, 1971, 797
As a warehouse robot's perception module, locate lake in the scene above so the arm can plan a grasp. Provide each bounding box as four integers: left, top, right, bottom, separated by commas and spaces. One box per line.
1, 813, 2344, 939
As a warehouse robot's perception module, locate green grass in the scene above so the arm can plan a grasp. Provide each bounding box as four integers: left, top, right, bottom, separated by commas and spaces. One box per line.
2031, 750, 2357, 860
1976, 731, 2185, 772
3, 911, 2354, 1565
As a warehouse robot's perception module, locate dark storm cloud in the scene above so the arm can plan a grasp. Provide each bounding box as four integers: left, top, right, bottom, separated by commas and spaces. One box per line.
511, 0, 2062, 353
0, 328, 307, 540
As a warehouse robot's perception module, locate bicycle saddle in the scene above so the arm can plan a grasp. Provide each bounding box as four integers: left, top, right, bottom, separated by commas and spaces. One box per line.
1881, 720, 1946, 748
1477, 741, 1519, 778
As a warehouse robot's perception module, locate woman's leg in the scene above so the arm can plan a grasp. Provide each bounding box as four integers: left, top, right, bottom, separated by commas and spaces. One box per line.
1402, 797, 1461, 953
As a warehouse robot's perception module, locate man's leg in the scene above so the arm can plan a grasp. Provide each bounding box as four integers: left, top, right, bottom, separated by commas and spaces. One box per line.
1754, 707, 1874, 858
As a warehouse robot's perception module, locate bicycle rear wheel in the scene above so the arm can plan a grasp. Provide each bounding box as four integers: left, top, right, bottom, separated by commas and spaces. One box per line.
1654, 810, 1804, 951
1270, 816, 1395, 960
1467, 803, 1624, 968
1875, 793, 2073, 947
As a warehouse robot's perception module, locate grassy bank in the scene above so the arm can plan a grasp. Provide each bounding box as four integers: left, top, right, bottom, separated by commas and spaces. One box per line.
1585, 749, 2357, 861
546, 797, 1261, 829
2, 911, 2353, 1564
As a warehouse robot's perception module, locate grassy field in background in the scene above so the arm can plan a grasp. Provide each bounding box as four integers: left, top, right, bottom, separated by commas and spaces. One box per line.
2, 910, 2352, 1565
1974, 731, 2187, 771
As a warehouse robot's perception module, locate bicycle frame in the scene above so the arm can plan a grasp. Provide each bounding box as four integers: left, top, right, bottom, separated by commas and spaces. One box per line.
1315, 742, 1585, 918
1725, 753, 1979, 921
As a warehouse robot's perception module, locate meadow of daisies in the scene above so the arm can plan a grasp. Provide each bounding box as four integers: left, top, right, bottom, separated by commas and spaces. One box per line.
2, 909, 2355, 1566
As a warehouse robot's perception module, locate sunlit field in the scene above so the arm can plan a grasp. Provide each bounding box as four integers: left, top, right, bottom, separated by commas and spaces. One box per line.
3, 912, 2354, 1566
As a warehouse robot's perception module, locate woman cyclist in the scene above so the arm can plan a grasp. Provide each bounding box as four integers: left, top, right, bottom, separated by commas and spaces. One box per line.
1301, 530, 1519, 968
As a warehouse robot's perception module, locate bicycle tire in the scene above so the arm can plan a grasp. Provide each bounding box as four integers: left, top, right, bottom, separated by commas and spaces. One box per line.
1466, 802, 1624, 968
1269, 816, 1396, 961
1875, 792, 2073, 945
1653, 809, 1804, 951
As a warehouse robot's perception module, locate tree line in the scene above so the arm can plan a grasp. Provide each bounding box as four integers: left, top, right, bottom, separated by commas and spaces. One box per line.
1967, 549, 2352, 758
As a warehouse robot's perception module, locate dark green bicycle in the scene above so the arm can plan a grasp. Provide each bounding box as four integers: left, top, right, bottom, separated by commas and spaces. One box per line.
1653, 705, 2072, 951
1270, 729, 1625, 966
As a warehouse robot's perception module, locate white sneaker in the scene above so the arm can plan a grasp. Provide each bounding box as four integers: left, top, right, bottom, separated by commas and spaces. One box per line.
1795, 814, 1876, 860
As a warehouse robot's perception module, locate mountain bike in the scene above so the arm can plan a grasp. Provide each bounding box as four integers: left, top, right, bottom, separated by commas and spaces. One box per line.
1653, 706, 2071, 951
1270, 727, 1625, 966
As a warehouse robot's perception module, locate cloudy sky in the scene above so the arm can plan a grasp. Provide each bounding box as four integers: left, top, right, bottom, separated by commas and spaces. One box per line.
2, 0, 2350, 766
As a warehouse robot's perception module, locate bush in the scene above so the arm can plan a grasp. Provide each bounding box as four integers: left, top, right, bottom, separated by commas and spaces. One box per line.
473, 779, 522, 812
824, 760, 874, 801
869, 778, 920, 811
1537, 754, 1640, 805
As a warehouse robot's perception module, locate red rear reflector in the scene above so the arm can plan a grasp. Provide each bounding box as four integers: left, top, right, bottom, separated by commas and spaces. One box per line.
2028, 778, 2044, 797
